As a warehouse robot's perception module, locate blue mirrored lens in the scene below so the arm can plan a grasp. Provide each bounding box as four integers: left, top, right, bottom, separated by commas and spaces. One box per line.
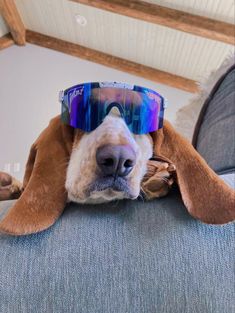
61, 82, 165, 134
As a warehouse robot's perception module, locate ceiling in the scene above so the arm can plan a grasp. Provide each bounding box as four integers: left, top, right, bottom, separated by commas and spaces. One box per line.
0, 0, 234, 83
144, 0, 235, 23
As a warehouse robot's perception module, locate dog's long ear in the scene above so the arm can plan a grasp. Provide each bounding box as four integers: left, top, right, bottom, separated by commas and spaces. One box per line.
0, 116, 76, 235
151, 120, 235, 224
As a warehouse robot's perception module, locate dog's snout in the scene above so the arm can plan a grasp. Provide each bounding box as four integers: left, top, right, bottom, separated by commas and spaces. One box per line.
96, 144, 136, 177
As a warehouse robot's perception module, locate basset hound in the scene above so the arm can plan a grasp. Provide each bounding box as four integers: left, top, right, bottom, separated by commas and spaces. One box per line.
0, 82, 234, 235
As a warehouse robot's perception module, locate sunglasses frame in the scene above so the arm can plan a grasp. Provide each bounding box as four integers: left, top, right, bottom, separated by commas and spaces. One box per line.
59, 82, 167, 134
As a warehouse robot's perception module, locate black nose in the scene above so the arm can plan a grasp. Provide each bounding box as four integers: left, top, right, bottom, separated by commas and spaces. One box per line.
96, 144, 136, 177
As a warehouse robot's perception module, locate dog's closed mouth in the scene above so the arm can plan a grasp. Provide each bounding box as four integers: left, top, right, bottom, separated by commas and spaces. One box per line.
88, 176, 131, 195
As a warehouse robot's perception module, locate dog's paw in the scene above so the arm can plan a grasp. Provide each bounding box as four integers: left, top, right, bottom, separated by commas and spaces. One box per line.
141, 159, 176, 199
0, 172, 23, 201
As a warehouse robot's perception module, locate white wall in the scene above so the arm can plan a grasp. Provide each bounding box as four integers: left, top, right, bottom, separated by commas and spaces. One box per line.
0, 44, 193, 180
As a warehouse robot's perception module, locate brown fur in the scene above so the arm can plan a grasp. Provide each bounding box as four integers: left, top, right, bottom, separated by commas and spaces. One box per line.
0, 116, 74, 235
0, 172, 22, 200
0, 117, 234, 235
151, 121, 235, 224
141, 158, 176, 199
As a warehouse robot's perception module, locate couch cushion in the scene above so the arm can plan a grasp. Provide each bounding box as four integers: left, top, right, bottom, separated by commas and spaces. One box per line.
0, 193, 234, 313
192, 66, 235, 174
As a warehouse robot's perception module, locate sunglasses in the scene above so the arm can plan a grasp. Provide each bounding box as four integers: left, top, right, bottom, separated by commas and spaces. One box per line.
59, 82, 167, 135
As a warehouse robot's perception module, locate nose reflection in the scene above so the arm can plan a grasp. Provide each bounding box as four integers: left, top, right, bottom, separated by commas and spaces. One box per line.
106, 102, 124, 117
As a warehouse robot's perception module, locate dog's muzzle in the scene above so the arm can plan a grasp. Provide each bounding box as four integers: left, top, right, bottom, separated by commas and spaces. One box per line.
88, 144, 137, 197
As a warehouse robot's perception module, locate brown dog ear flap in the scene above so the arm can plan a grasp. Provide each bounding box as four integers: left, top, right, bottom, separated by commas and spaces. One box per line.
0, 116, 75, 235
151, 120, 235, 224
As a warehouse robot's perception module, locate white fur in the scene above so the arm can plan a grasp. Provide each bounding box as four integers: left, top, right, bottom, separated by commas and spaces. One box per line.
66, 112, 153, 204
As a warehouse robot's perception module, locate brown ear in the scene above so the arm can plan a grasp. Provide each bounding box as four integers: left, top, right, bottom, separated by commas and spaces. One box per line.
0, 116, 75, 235
151, 120, 235, 224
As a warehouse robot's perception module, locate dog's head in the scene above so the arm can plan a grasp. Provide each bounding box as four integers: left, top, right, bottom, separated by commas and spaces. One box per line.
66, 111, 153, 204
0, 115, 234, 235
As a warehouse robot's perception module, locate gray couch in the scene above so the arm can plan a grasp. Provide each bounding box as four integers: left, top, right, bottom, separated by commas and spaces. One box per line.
0, 65, 234, 313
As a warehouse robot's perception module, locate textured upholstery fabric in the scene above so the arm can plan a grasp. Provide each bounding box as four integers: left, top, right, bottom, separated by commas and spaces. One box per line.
1, 65, 235, 313
0, 194, 234, 313
195, 68, 235, 175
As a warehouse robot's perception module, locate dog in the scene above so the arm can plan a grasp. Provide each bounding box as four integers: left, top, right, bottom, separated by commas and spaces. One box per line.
0, 111, 173, 203
66, 111, 154, 203
0, 110, 174, 203
0, 114, 234, 235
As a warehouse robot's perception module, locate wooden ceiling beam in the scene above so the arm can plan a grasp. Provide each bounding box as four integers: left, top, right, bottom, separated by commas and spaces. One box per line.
0, 33, 14, 50
0, 0, 25, 45
70, 0, 235, 45
26, 30, 199, 93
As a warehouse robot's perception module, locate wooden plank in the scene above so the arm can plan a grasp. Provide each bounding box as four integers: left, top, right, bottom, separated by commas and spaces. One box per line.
26, 30, 198, 93
0, 0, 25, 45
0, 33, 14, 50
70, 0, 235, 45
